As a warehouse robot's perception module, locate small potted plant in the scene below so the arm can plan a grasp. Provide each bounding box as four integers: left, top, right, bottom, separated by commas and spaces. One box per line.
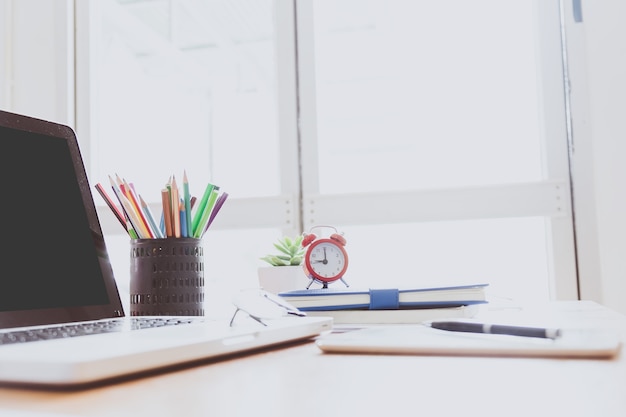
258, 235, 309, 294
260, 235, 304, 266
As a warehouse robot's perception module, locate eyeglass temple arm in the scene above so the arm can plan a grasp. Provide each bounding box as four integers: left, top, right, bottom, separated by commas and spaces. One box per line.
229, 308, 268, 327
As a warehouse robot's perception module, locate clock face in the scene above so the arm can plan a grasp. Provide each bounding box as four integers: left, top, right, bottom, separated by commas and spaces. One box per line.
304, 239, 348, 282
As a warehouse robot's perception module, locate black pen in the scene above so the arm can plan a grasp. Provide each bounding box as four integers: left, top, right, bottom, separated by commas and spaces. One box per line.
427, 321, 562, 340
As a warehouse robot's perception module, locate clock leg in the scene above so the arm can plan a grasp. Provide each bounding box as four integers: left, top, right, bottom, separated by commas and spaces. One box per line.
340, 277, 350, 288
306, 278, 315, 289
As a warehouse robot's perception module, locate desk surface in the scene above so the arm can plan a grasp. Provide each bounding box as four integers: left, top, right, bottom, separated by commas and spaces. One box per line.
1, 301, 625, 417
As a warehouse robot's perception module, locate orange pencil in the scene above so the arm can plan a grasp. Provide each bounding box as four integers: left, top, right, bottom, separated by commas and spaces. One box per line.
125, 180, 154, 238
115, 175, 149, 237
161, 189, 173, 238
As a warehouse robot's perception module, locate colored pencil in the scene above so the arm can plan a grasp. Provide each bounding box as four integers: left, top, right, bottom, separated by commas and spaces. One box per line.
194, 187, 220, 238
108, 175, 138, 237
179, 200, 188, 237
170, 176, 181, 238
140, 195, 164, 239
94, 182, 126, 231
183, 171, 193, 239
100, 172, 225, 240
192, 182, 215, 236
204, 192, 229, 235
161, 188, 173, 238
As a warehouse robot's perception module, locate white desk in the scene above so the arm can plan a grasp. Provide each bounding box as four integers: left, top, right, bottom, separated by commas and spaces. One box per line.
0, 301, 624, 417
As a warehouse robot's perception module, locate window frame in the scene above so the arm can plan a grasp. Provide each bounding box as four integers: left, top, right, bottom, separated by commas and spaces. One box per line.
4, 0, 579, 301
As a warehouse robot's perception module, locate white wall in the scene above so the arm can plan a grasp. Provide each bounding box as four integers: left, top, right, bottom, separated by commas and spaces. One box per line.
574, 1, 626, 314
0, 0, 73, 125
0, 0, 9, 108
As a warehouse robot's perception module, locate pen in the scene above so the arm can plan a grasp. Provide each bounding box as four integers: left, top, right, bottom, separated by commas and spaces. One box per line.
427, 321, 562, 340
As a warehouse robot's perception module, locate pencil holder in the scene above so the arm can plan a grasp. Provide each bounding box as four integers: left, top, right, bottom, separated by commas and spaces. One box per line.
129, 238, 205, 316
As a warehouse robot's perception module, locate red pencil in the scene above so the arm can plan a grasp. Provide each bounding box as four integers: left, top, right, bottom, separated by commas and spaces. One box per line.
94, 182, 126, 231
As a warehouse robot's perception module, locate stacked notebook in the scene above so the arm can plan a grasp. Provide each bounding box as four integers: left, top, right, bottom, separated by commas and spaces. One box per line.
279, 284, 489, 324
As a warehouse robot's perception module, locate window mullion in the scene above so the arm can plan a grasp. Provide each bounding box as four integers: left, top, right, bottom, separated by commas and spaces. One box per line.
275, 0, 302, 236
295, 0, 320, 199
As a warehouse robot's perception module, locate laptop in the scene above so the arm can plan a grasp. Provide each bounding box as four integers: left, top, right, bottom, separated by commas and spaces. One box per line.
0, 109, 332, 388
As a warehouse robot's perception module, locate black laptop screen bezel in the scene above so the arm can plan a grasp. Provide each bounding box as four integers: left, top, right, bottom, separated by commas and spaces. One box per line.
0, 110, 124, 329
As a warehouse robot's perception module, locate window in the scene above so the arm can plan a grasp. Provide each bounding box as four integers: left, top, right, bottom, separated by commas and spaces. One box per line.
296, 0, 577, 301
75, 0, 577, 310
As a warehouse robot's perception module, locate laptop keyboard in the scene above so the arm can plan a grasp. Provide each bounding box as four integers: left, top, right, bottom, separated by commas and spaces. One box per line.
0, 317, 204, 346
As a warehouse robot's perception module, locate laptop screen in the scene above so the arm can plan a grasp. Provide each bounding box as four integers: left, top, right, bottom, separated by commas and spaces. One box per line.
0, 110, 124, 328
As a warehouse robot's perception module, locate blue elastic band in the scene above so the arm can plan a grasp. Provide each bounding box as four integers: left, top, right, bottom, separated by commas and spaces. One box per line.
369, 288, 399, 309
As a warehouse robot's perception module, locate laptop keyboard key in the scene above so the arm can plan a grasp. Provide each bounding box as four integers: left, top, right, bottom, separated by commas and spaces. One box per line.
0, 317, 204, 345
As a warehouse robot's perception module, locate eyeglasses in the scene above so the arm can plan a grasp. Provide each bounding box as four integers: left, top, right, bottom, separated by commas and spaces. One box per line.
229, 288, 306, 327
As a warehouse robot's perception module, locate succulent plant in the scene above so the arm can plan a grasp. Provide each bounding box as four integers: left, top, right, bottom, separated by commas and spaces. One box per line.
260, 235, 304, 266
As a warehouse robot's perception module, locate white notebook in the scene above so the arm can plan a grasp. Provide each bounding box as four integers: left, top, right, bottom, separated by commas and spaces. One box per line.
303, 305, 479, 324
316, 318, 622, 359
0, 110, 332, 388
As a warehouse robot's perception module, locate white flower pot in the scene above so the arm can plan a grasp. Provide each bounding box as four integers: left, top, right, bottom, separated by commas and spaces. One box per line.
257, 265, 310, 294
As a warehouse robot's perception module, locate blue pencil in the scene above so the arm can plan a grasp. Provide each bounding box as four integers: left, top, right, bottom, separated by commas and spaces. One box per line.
180, 200, 188, 237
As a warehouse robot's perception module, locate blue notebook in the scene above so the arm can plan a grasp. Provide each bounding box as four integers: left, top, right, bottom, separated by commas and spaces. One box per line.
278, 283, 488, 311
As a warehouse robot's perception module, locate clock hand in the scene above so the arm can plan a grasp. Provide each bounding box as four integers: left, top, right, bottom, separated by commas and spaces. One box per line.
312, 248, 329, 264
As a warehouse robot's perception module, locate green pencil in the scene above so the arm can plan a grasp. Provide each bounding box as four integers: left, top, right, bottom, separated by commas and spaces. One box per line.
194, 188, 220, 238
191, 182, 215, 236
183, 171, 193, 239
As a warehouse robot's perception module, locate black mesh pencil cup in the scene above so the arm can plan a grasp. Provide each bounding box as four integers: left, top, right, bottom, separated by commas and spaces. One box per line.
130, 238, 205, 316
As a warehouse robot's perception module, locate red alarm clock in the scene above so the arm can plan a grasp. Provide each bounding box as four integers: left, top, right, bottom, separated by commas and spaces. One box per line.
301, 225, 349, 289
